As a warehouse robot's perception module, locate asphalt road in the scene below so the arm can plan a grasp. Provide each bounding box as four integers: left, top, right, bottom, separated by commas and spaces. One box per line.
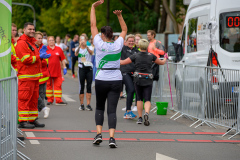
17, 74, 240, 160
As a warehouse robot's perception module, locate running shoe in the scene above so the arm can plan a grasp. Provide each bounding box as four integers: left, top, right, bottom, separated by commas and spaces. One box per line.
72, 74, 75, 78
136, 117, 143, 124
124, 111, 137, 119
56, 102, 67, 105
79, 104, 85, 111
144, 112, 150, 126
123, 112, 128, 119
109, 137, 117, 148
122, 107, 126, 111
43, 107, 50, 119
86, 105, 93, 111
93, 134, 102, 145
47, 102, 53, 105
132, 106, 138, 112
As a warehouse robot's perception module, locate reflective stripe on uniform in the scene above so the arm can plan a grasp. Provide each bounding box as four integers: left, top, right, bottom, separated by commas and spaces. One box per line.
18, 111, 29, 115
18, 73, 43, 79
32, 56, 36, 64
18, 117, 29, 120
39, 77, 49, 83
54, 90, 62, 93
28, 117, 38, 120
46, 94, 53, 97
54, 95, 62, 97
46, 90, 53, 92
29, 111, 38, 114
16, 57, 20, 61
21, 54, 30, 62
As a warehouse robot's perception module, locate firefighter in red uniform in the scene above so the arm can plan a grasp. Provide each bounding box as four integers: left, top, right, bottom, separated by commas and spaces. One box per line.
46, 36, 67, 105
35, 31, 51, 118
11, 23, 17, 71
15, 22, 51, 128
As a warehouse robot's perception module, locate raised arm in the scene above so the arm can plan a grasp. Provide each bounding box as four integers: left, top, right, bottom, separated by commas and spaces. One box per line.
120, 58, 132, 65
154, 53, 168, 65
91, 0, 104, 40
113, 10, 127, 40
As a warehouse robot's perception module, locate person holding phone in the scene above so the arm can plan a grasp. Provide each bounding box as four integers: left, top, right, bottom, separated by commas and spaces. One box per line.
75, 35, 94, 111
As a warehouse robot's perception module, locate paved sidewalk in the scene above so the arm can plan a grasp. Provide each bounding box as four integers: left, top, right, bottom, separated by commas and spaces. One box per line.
17, 76, 240, 160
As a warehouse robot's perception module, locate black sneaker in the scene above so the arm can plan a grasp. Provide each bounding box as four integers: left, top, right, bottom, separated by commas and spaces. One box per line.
79, 104, 85, 111
136, 117, 143, 124
109, 137, 117, 148
93, 134, 102, 145
56, 102, 67, 105
30, 119, 45, 128
86, 105, 93, 111
18, 121, 35, 129
47, 102, 53, 105
144, 113, 150, 126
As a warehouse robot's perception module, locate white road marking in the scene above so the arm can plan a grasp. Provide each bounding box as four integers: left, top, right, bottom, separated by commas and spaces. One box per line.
62, 94, 76, 102
156, 153, 178, 160
25, 132, 40, 145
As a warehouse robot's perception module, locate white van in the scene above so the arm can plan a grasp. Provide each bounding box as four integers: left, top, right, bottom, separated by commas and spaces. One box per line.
175, 0, 240, 118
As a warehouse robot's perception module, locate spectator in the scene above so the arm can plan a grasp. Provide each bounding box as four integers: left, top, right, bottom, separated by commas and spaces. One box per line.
18, 28, 23, 36
11, 23, 17, 71
46, 36, 68, 105
147, 30, 164, 58
135, 34, 142, 48
42, 32, 48, 46
65, 34, 71, 69
70, 34, 79, 78
56, 36, 68, 81
81, 33, 91, 46
120, 34, 139, 119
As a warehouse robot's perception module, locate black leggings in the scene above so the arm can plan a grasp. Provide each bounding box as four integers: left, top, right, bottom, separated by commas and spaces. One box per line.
78, 67, 93, 94
135, 83, 152, 102
72, 56, 78, 75
95, 80, 122, 129
123, 73, 135, 111
38, 83, 46, 112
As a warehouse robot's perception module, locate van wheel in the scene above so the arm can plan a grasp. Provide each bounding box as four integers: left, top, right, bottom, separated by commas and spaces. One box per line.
176, 87, 182, 111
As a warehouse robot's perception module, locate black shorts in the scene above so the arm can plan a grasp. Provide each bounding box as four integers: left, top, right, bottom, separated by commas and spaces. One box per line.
134, 83, 152, 102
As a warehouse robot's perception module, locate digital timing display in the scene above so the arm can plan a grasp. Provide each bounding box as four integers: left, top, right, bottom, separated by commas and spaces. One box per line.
226, 16, 240, 28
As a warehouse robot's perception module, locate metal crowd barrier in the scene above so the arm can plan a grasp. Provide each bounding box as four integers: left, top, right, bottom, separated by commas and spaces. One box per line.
0, 76, 17, 159
151, 62, 240, 139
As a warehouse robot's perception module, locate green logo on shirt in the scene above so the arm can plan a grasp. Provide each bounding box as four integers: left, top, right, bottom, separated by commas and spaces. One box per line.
96, 52, 121, 76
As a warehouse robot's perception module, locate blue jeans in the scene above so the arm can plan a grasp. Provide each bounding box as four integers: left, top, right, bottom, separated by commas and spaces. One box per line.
67, 52, 72, 69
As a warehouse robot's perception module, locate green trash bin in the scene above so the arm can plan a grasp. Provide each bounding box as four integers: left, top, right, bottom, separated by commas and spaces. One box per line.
156, 102, 168, 115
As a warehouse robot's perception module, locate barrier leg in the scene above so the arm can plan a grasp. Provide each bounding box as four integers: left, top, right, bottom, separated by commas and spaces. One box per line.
190, 119, 201, 127
174, 114, 183, 120
17, 150, 31, 160
205, 122, 216, 128
170, 111, 180, 119
195, 121, 205, 128
222, 128, 235, 137
183, 115, 194, 121
228, 132, 240, 139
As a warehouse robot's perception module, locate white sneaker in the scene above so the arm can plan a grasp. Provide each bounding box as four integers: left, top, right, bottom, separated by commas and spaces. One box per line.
132, 106, 138, 112
43, 107, 50, 119
122, 107, 126, 111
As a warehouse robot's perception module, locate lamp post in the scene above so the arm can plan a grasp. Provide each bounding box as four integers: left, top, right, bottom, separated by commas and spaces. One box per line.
12, 2, 36, 27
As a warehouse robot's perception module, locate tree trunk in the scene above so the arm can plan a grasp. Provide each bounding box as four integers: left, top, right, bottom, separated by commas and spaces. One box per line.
153, 0, 161, 32
160, 6, 167, 33
162, 0, 179, 33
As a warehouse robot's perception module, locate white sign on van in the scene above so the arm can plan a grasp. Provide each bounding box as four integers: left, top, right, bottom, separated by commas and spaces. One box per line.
184, 0, 191, 5
197, 15, 210, 51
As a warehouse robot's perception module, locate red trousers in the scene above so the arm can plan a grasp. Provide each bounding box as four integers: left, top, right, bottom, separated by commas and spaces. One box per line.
46, 77, 63, 103
18, 80, 39, 122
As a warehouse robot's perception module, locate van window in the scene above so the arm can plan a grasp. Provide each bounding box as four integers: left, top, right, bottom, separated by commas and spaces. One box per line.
220, 12, 240, 52
187, 18, 198, 53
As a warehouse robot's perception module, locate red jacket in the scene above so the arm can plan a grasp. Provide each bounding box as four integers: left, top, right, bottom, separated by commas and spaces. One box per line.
38, 43, 50, 84
15, 34, 42, 81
